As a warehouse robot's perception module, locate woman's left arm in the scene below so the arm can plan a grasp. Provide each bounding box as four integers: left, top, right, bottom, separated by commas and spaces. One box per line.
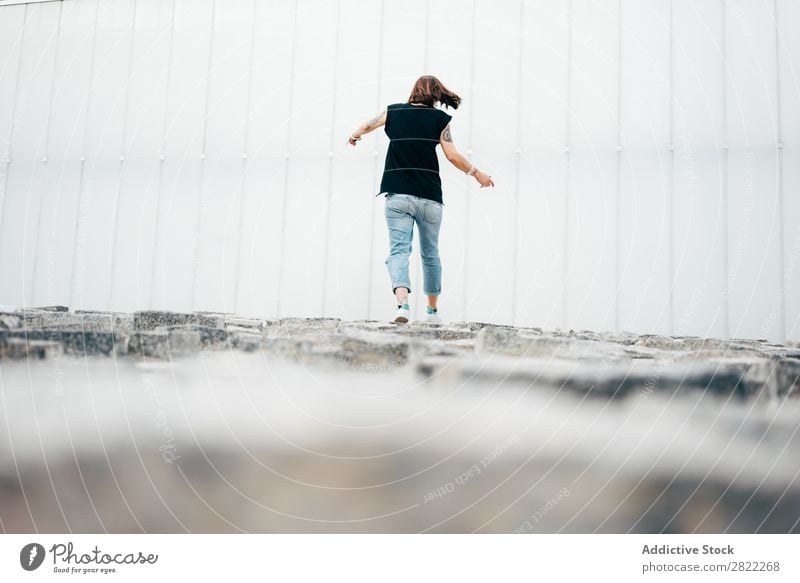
347, 110, 386, 146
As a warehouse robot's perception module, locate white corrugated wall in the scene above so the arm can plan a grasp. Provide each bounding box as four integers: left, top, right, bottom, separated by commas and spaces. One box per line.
0, 0, 798, 341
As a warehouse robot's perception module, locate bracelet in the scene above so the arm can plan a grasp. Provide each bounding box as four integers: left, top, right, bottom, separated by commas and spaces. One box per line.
466, 166, 477, 176
350, 134, 362, 142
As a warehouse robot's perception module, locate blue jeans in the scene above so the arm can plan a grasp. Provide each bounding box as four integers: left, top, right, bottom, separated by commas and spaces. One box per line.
384, 193, 443, 296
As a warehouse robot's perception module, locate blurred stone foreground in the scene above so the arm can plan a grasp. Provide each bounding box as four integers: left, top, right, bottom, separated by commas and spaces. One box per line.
1, 306, 799, 534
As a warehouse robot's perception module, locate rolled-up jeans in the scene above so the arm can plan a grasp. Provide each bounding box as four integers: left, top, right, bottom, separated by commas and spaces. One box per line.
384, 193, 443, 296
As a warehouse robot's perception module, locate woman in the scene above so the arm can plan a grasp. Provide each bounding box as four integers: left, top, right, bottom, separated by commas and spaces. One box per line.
348, 75, 494, 324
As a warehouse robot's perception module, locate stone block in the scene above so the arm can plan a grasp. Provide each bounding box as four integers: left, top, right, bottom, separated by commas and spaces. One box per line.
128, 328, 201, 359
0, 314, 21, 329
0, 329, 120, 357
0, 338, 58, 360
224, 316, 265, 331
133, 311, 206, 331
475, 325, 629, 361
196, 325, 230, 349
416, 354, 754, 399
230, 331, 263, 352
341, 327, 409, 367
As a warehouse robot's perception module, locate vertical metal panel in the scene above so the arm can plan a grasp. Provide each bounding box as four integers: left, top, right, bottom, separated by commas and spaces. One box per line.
671, 0, 726, 338
189, 0, 216, 312
150, 0, 213, 311
71, 0, 134, 311
364, 0, 385, 320
510, 0, 525, 326
617, 0, 671, 334
516, 0, 568, 332
230, 0, 256, 315
566, 0, 619, 332
26, 0, 63, 307
319, 0, 341, 317
0, 6, 26, 245
771, 0, 784, 344
517, 0, 569, 333
778, 0, 800, 340
465, 0, 520, 325
109, 0, 174, 312
29, 0, 95, 308
104, 0, 138, 310
459, 0, 477, 321
0, 4, 27, 308
235, 0, 295, 318
193, 0, 252, 313
725, 0, 781, 341
0, 2, 60, 307
323, 0, 382, 320
279, 0, 337, 317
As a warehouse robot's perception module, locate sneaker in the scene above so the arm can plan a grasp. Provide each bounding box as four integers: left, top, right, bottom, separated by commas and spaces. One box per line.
392, 303, 411, 324
424, 306, 441, 325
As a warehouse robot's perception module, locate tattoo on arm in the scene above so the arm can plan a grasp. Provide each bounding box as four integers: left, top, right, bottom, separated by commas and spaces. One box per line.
442, 124, 453, 143
364, 110, 385, 131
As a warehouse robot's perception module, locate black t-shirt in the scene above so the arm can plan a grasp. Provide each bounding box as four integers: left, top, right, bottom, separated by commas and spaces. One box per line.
377, 102, 452, 205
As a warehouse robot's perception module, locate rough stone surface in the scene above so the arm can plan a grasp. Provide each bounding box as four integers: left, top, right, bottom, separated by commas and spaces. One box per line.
0, 329, 121, 356
0, 309, 798, 399
0, 338, 58, 360
129, 327, 202, 359
1, 308, 799, 533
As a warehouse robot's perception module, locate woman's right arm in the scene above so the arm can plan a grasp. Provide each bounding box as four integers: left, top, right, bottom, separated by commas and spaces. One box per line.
439, 124, 494, 188
347, 110, 387, 146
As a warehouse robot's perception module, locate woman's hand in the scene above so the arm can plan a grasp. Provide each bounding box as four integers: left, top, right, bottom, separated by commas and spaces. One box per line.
347, 134, 362, 146
474, 170, 494, 188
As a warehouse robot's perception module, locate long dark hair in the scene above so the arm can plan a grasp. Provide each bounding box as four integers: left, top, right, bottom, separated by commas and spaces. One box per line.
408, 75, 461, 109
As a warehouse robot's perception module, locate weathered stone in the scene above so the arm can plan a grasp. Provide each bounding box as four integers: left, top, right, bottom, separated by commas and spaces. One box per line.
134, 311, 209, 331
450, 321, 516, 332
0, 310, 797, 400
0, 314, 21, 329
260, 337, 297, 358
432, 327, 476, 341
474, 326, 526, 356
341, 327, 410, 367
0, 329, 121, 356
417, 354, 757, 399
517, 326, 544, 336
476, 325, 629, 361
265, 317, 342, 337
128, 328, 201, 359
0, 338, 58, 360
230, 331, 263, 352
345, 320, 399, 333
196, 325, 230, 348
195, 312, 227, 329
33, 305, 69, 312
774, 358, 800, 398
389, 325, 441, 341
20, 310, 132, 334
225, 316, 265, 331
72, 310, 135, 335
443, 338, 477, 352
